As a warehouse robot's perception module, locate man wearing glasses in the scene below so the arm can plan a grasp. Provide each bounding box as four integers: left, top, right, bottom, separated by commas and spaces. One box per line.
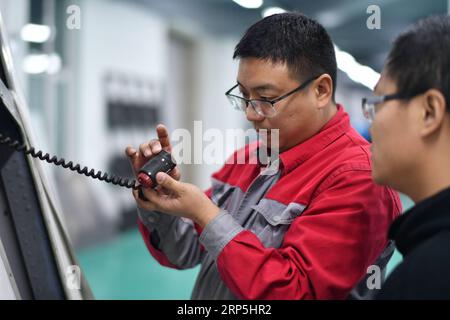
126, 13, 401, 299
362, 15, 450, 299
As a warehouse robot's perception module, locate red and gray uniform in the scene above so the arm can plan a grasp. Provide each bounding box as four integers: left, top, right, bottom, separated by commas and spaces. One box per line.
137, 105, 402, 299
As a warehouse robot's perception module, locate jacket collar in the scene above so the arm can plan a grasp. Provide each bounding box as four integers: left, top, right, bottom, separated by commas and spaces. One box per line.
278, 104, 350, 175
389, 186, 450, 255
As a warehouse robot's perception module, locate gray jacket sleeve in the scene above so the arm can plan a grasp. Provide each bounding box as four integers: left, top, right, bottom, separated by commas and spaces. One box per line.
138, 208, 205, 269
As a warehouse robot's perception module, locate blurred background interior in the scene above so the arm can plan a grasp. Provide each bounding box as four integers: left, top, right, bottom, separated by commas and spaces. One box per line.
0, 0, 447, 299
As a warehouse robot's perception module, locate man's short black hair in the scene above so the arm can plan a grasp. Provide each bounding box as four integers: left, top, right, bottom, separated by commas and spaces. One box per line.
386, 15, 450, 112
233, 12, 337, 100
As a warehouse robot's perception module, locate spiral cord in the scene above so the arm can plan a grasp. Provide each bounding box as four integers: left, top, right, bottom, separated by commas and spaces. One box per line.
0, 132, 139, 190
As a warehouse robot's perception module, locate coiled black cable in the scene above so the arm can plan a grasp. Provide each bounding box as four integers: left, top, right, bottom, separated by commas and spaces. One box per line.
0, 132, 139, 190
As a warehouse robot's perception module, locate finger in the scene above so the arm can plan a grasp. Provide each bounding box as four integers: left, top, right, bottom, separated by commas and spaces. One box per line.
140, 186, 162, 205
133, 188, 147, 202
156, 124, 172, 152
156, 172, 181, 192
125, 147, 148, 174
125, 146, 137, 157
139, 142, 153, 158
132, 189, 156, 211
155, 185, 169, 197
169, 166, 181, 181
161, 186, 176, 197
149, 139, 162, 154
125, 146, 141, 174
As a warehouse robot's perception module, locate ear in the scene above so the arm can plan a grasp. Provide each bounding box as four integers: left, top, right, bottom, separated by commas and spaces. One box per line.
313, 74, 333, 108
419, 89, 447, 138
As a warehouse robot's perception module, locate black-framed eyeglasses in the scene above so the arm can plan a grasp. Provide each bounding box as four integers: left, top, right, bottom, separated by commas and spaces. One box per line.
225, 75, 320, 118
362, 91, 425, 123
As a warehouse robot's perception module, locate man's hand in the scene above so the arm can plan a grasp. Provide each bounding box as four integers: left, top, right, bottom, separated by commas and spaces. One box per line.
124, 124, 181, 181
132, 172, 220, 228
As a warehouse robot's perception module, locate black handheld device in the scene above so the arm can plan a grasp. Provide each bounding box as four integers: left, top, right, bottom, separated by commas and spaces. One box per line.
137, 150, 177, 189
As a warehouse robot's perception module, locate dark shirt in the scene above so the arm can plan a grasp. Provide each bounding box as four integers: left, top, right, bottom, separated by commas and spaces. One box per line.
377, 186, 450, 299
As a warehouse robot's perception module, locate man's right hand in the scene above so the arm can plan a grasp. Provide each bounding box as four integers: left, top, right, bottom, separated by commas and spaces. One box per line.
125, 124, 181, 182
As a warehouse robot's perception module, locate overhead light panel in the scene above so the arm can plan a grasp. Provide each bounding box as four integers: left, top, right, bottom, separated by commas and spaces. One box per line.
23, 53, 61, 75
232, 0, 263, 9
21, 23, 51, 43
262, 7, 286, 18
334, 45, 380, 90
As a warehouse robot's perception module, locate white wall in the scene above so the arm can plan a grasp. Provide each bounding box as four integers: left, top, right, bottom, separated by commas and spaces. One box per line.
0, 0, 29, 94
77, 0, 244, 200
75, 0, 169, 220
78, 0, 168, 168
190, 37, 245, 190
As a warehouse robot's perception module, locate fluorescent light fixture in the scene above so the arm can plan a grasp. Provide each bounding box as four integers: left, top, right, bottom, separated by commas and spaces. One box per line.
334, 45, 380, 90
232, 0, 263, 9
46, 54, 62, 74
262, 7, 286, 18
21, 23, 51, 43
23, 53, 61, 74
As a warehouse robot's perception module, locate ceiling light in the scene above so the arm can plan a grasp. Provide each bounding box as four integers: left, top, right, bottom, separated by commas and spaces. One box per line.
23, 53, 61, 74
21, 24, 51, 43
232, 0, 263, 9
334, 45, 380, 89
262, 7, 286, 18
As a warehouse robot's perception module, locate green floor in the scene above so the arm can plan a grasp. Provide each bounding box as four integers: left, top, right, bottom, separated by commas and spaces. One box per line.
78, 229, 200, 300
77, 195, 414, 299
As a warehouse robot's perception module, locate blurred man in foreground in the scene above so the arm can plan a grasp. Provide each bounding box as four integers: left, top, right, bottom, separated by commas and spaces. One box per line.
363, 15, 450, 299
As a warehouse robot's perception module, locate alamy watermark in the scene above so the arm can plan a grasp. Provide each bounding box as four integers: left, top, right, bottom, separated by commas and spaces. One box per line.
366, 5, 381, 30
66, 5, 81, 30
366, 265, 381, 290
65, 265, 81, 290
166, 121, 280, 173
